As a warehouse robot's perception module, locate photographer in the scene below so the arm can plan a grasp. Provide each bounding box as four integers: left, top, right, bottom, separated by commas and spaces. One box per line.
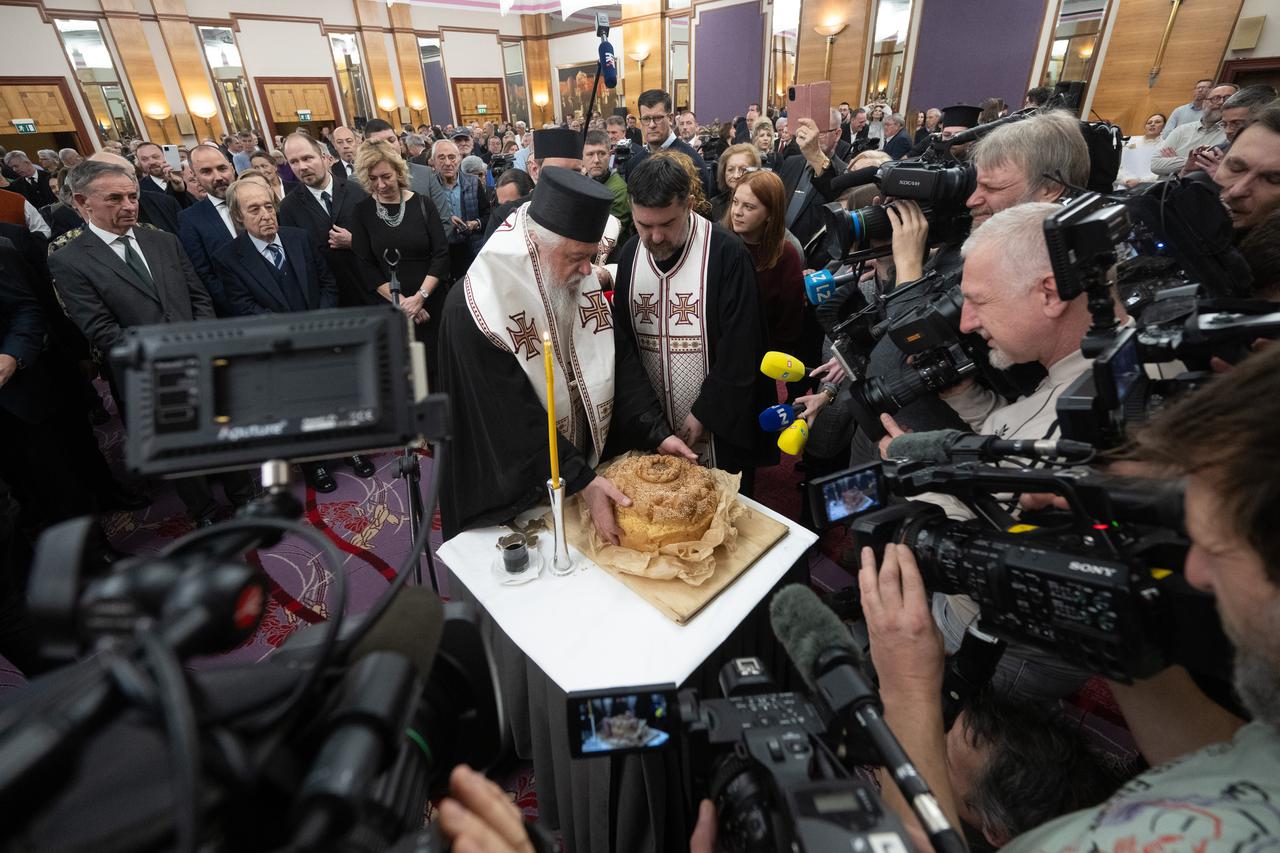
878, 202, 1102, 702
862, 342, 1280, 851
582, 129, 632, 247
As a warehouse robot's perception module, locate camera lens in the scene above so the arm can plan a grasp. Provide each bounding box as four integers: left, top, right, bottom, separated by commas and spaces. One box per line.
820, 202, 892, 260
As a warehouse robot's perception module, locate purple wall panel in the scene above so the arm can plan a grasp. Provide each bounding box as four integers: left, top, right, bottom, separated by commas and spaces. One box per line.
908, 0, 1046, 113
693, 2, 764, 123
425, 60, 455, 126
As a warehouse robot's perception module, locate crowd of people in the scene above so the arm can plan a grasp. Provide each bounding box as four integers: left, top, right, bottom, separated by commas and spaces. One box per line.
2, 67, 1280, 851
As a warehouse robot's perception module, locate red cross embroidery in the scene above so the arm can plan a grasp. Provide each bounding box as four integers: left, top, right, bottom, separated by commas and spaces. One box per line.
669, 293, 700, 326
506, 311, 541, 360
633, 292, 661, 325
579, 289, 613, 333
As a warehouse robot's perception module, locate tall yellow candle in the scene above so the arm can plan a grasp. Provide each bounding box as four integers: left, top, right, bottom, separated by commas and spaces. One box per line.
543, 331, 560, 488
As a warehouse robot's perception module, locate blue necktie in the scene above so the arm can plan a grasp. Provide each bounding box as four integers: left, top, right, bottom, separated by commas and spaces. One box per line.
265, 243, 284, 270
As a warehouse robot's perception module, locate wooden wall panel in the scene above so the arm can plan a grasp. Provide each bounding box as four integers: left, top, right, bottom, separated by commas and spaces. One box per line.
1089, 0, 1245, 134
389, 4, 429, 127
152, 0, 224, 137
622, 0, 663, 115
0, 83, 78, 131
795, 0, 875, 109
354, 0, 399, 122
521, 16, 554, 126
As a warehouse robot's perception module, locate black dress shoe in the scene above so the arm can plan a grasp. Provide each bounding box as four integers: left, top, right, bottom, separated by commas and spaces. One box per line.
349, 454, 376, 478
305, 464, 338, 493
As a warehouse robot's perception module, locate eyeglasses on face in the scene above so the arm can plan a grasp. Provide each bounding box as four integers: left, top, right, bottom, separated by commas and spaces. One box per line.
638, 114, 668, 125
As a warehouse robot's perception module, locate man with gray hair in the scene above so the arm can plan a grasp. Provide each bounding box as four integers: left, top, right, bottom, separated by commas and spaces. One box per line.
879, 201, 1102, 701
1152, 82, 1238, 178
405, 132, 429, 165
59, 148, 83, 169
36, 149, 61, 173
3, 150, 57, 208
882, 113, 912, 159
966, 109, 1089, 229
1184, 85, 1278, 180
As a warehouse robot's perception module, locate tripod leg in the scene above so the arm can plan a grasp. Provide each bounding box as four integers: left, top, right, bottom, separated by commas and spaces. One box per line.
400, 449, 438, 592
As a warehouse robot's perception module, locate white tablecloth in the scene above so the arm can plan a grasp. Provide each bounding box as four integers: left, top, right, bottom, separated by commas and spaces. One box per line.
437, 495, 817, 853
438, 495, 817, 693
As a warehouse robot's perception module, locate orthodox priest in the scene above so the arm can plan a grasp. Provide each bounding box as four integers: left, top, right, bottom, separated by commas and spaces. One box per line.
612, 153, 775, 493
437, 166, 696, 541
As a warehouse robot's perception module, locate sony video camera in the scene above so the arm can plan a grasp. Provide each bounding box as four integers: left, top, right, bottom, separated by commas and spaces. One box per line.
810, 450, 1229, 683
490, 152, 514, 180
566, 659, 912, 853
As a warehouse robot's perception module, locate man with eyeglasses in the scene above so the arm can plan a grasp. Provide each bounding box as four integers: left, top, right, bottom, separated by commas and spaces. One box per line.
1152, 83, 1237, 178
617, 89, 711, 194
1182, 85, 1278, 181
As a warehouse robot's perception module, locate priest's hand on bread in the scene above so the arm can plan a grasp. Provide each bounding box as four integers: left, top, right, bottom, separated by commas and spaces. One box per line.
582, 475, 632, 546
658, 434, 698, 462
679, 412, 705, 449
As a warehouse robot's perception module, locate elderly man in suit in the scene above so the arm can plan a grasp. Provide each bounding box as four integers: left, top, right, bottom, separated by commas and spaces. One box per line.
279, 132, 371, 308
430, 138, 488, 280
361, 118, 453, 231
2, 151, 57, 208
89, 151, 183, 234
213, 175, 365, 491
48, 159, 250, 526
178, 144, 238, 315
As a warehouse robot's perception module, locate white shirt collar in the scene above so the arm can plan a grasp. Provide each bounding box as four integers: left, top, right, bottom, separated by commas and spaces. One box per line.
87, 221, 138, 248
249, 232, 283, 256
661, 130, 677, 149
306, 175, 334, 204
150, 174, 168, 189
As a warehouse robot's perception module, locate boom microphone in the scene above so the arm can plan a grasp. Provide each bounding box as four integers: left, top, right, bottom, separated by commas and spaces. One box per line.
886, 428, 1095, 464
769, 584, 966, 853
599, 39, 618, 89
760, 351, 807, 381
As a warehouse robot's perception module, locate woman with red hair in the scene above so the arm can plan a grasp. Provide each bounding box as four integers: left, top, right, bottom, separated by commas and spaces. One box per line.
724, 170, 804, 356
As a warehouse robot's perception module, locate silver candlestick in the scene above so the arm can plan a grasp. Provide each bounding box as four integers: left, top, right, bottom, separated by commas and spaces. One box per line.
546, 478, 574, 575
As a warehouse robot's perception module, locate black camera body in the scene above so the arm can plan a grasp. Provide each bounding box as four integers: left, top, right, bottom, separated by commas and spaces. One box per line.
819, 158, 975, 261
567, 659, 912, 853
613, 138, 634, 168
490, 153, 513, 179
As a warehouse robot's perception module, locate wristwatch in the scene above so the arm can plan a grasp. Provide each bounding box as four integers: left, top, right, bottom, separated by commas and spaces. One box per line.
418, 286, 431, 299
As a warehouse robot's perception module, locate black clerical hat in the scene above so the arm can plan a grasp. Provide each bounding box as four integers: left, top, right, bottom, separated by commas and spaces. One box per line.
940, 104, 982, 130
529, 166, 613, 244
532, 127, 583, 161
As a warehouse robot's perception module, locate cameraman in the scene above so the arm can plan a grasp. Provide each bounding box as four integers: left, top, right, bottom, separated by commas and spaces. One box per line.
878, 202, 1103, 703
813, 110, 1091, 465
583, 129, 632, 247
862, 342, 1280, 851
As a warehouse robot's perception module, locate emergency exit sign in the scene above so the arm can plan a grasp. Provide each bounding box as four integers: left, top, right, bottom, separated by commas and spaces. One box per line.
11, 119, 36, 134
296, 109, 312, 122
477, 104, 487, 114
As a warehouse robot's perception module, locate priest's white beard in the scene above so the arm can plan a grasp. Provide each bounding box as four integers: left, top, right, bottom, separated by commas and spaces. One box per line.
548, 282, 581, 347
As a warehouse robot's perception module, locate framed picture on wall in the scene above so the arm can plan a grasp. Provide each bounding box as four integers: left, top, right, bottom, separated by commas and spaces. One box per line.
556, 61, 623, 122
674, 80, 690, 112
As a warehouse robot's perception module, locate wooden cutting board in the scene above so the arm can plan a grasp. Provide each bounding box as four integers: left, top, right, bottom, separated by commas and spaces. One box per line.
564, 501, 790, 625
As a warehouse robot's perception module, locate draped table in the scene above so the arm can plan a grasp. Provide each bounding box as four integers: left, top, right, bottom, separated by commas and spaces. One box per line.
437, 495, 816, 853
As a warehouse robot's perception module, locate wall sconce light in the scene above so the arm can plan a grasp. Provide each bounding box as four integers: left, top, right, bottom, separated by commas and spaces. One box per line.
377, 97, 396, 113
145, 103, 171, 121
814, 22, 847, 80
628, 47, 650, 89
1078, 44, 1094, 59
409, 99, 425, 111
188, 98, 217, 120
533, 92, 549, 123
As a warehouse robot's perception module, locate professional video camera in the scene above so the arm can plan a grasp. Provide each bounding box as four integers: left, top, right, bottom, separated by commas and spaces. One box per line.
698, 132, 728, 163
817, 159, 976, 261
566, 657, 947, 853
0, 307, 523, 852
1042, 189, 1278, 447
820, 270, 1023, 441
490, 152, 514, 179
612, 137, 634, 169
808, 446, 1229, 683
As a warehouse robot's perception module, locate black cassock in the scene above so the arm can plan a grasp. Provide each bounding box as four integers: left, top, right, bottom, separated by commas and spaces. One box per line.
610, 226, 777, 477
436, 284, 674, 540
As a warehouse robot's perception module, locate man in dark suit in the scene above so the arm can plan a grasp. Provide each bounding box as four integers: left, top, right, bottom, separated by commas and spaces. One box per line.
777, 113, 847, 268
2, 151, 57, 208
618, 89, 712, 194
48, 159, 249, 526
330, 125, 359, 183
214, 175, 362, 492
882, 113, 913, 160
136, 141, 194, 209
279, 132, 372, 307
178, 144, 238, 315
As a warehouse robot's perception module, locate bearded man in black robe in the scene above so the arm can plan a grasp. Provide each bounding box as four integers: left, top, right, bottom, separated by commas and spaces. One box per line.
437, 167, 695, 541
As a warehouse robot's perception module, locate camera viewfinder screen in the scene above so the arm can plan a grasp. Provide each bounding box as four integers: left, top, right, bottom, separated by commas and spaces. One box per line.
572, 691, 673, 755
822, 467, 881, 526
1109, 337, 1143, 405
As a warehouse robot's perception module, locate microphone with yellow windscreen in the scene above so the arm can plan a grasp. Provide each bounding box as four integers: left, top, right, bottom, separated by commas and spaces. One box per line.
760, 351, 807, 382
777, 419, 809, 455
